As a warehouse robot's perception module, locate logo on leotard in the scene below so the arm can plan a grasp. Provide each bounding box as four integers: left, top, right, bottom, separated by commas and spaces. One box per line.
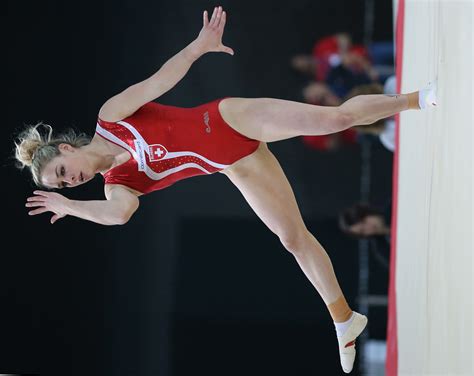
203, 111, 211, 133
134, 139, 146, 171
149, 144, 168, 162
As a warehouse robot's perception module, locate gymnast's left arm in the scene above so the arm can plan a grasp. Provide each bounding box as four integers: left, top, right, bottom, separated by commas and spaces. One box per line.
99, 6, 234, 122
25, 187, 140, 225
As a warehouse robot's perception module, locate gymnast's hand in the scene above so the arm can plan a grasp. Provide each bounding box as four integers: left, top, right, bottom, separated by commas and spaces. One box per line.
195, 6, 234, 56
26, 190, 69, 224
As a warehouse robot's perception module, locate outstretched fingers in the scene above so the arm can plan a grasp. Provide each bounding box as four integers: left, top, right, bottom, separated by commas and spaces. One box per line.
26, 201, 46, 208
28, 207, 49, 216
26, 196, 45, 203
209, 6, 218, 26
26, 196, 47, 215
32, 190, 50, 197
24, 190, 67, 223
218, 9, 226, 30
26, 191, 49, 215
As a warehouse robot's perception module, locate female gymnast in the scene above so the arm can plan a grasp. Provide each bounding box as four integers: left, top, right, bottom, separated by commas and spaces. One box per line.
15, 7, 436, 373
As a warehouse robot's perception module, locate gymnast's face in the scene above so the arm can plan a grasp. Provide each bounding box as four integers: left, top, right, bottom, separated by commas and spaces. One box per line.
41, 144, 95, 189
348, 215, 385, 237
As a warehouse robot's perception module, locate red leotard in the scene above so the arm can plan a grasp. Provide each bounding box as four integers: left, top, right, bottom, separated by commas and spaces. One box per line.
95, 98, 260, 194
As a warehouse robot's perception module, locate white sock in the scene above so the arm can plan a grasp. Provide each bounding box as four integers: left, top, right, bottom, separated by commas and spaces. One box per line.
418, 80, 438, 109
334, 312, 355, 338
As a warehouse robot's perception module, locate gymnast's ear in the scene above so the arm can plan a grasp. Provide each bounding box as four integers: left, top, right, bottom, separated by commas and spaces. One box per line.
58, 143, 75, 153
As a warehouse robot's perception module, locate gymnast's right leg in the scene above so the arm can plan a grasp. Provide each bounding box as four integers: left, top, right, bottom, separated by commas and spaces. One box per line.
221, 142, 367, 373
218, 81, 436, 143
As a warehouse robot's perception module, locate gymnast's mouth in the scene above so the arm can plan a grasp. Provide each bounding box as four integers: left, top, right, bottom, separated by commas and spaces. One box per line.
80, 172, 84, 182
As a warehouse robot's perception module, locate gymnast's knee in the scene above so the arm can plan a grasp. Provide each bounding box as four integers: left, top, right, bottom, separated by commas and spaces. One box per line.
278, 228, 312, 255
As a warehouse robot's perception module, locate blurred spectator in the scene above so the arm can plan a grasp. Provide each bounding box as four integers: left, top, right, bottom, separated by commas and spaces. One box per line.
338, 200, 393, 270
293, 32, 396, 153
291, 33, 394, 92
292, 33, 371, 81
324, 50, 378, 98
338, 200, 392, 244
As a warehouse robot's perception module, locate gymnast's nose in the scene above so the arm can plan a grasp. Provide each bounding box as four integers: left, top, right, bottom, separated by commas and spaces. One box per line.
65, 174, 76, 185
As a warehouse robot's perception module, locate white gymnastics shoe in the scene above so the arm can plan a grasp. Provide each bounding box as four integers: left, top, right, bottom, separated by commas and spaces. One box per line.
419, 79, 438, 109
337, 311, 368, 373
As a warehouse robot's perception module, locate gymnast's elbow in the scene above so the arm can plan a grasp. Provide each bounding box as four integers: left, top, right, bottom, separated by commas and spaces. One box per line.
113, 199, 140, 225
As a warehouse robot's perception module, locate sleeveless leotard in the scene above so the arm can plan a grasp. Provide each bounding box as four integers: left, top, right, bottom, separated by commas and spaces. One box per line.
95, 98, 260, 194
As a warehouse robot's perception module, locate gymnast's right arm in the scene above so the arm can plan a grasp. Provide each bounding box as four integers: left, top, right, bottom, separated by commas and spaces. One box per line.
26, 185, 139, 225
98, 6, 233, 122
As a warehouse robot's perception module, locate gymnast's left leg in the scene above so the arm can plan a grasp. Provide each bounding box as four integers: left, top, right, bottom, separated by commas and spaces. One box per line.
221, 142, 367, 373
218, 83, 436, 142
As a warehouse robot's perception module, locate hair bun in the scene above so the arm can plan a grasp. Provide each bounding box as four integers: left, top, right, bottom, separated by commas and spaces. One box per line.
14, 123, 52, 168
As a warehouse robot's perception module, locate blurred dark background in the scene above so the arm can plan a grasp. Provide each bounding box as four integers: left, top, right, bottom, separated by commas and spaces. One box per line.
3, 0, 394, 375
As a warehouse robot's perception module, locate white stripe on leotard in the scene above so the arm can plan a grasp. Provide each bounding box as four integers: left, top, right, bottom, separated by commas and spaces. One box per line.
96, 123, 226, 181
116, 120, 230, 169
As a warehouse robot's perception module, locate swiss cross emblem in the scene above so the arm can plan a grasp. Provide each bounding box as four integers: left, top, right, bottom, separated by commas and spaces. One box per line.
148, 144, 168, 162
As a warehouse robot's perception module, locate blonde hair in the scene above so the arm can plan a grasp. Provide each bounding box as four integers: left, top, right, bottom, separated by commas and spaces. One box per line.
14, 122, 91, 186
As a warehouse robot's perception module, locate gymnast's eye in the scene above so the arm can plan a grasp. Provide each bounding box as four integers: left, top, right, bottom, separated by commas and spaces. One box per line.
59, 166, 68, 188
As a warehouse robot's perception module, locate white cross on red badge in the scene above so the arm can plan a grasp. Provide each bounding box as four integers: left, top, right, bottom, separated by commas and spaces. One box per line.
149, 144, 168, 161
154, 148, 164, 158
